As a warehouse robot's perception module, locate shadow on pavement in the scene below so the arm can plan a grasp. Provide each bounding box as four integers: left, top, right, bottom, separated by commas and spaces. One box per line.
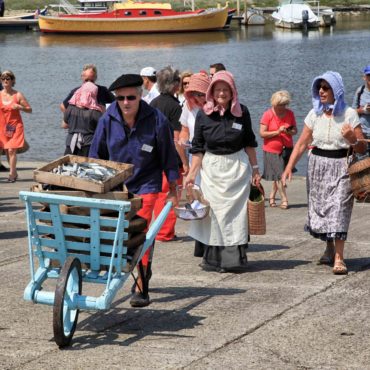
247, 259, 310, 272
0, 205, 25, 213
68, 286, 245, 349
0, 230, 28, 239
248, 243, 290, 253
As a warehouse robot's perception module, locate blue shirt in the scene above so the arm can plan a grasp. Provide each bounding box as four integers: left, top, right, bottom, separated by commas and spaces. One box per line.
89, 100, 179, 195
352, 85, 370, 137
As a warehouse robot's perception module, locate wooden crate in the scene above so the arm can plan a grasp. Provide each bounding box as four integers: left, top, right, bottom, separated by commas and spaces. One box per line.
30, 184, 142, 217
30, 184, 129, 200
33, 155, 134, 194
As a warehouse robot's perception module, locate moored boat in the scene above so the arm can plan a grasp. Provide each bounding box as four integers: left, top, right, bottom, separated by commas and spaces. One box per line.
272, 0, 320, 29
38, 6, 229, 33
241, 8, 265, 25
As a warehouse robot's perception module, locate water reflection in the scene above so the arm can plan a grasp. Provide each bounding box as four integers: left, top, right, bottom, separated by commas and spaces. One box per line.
39, 30, 231, 49
272, 26, 334, 41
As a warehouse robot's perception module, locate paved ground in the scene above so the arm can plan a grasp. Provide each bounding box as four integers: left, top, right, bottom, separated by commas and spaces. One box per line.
0, 161, 369, 370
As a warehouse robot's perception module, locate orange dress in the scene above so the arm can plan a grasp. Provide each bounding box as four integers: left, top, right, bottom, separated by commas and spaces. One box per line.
0, 93, 25, 149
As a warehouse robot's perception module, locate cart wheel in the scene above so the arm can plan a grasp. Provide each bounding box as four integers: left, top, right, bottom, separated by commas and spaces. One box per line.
53, 257, 82, 348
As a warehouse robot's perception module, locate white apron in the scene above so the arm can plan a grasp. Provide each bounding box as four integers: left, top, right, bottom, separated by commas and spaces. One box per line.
188, 150, 252, 246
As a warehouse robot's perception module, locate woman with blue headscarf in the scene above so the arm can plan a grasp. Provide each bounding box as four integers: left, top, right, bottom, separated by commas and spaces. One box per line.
282, 71, 366, 275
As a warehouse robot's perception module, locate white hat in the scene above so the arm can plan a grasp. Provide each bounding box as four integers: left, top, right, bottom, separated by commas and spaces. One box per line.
140, 66, 156, 77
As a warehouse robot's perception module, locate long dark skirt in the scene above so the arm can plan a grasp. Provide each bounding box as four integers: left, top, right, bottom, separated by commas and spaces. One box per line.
201, 243, 248, 271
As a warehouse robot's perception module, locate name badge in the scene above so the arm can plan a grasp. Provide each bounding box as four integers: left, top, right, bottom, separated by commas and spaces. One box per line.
232, 122, 242, 130
141, 144, 153, 153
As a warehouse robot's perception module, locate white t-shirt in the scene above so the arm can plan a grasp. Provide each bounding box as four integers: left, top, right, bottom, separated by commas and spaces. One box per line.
180, 104, 200, 141
142, 83, 160, 104
304, 107, 360, 150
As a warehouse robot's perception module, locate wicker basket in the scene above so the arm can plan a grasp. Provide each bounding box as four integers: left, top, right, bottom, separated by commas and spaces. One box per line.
174, 187, 210, 221
348, 157, 370, 202
174, 203, 210, 221
247, 184, 266, 235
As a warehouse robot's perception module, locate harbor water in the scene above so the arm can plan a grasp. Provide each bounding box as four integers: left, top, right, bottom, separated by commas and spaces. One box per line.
1, 13, 370, 174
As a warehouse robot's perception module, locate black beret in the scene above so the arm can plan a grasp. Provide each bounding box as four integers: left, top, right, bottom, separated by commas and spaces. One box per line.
109, 74, 143, 91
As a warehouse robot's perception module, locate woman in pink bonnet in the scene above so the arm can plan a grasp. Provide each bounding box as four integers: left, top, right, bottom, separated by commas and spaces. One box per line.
185, 71, 261, 273
62, 81, 104, 157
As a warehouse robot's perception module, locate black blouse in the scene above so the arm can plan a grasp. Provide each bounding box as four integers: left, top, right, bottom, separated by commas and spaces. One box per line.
190, 104, 257, 155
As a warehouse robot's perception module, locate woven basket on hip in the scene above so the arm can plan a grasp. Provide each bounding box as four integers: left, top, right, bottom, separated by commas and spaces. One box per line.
348, 156, 370, 202
247, 184, 266, 235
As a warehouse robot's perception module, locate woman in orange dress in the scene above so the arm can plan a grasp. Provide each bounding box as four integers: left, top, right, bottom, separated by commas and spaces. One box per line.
0, 70, 32, 182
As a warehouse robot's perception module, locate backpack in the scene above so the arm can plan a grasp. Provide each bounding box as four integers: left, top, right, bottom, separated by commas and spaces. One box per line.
356, 85, 366, 108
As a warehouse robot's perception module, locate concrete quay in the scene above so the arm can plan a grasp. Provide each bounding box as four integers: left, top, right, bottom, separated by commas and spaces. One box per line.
0, 161, 369, 370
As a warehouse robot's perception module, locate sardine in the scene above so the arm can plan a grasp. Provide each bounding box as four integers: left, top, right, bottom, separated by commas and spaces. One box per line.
51, 161, 117, 183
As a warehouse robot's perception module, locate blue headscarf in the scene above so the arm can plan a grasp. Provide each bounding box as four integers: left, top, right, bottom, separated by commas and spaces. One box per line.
311, 71, 346, 116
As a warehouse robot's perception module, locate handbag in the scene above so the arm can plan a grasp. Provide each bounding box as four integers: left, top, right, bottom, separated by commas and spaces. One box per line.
281, 146, 297, 173
281, 146, 293, 167
247, 183, 266, 235
17, 140, 30, 154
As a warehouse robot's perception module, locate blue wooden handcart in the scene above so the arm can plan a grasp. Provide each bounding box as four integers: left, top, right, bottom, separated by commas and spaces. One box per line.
19, 191, 172, 347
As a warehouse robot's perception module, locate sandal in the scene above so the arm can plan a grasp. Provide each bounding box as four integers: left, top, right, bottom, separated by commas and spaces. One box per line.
318, 244, 335, 265
333, 260, 348, 275
280, 200, 289, 209
7, 175, 17, 183
269, 198, 277, 207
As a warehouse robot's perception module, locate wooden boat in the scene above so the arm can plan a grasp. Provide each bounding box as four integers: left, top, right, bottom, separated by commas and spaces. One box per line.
38, 6, 229, 33
52, 0, 172, 14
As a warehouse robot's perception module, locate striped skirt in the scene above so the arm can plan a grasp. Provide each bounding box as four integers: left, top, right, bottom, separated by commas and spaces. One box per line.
305, 153, 354, 241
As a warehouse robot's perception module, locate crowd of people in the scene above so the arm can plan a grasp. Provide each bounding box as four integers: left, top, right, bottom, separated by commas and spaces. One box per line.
1, 61, 369, 307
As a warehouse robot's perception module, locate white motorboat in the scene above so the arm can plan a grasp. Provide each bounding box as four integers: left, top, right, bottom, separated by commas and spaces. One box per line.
272, 0, 320, 29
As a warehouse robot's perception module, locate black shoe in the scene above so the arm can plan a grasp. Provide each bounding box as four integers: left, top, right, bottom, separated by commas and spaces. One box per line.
131, 267, 152, 293
0, 164, 7, 172
130, 292, 150, 307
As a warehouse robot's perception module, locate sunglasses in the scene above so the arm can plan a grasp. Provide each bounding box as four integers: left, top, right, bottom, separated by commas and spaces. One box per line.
319, 85, 331, 92
1, 77, 11, 81
115, 95, 137, 101
191, 92, 205, 97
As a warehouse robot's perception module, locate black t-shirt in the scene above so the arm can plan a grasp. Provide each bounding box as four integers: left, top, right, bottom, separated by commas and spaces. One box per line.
150, 93, 182, 132
150, 93, 182, 168
190, 104, 258, 155
64, 105, 103, 146
63, 84, 115, 109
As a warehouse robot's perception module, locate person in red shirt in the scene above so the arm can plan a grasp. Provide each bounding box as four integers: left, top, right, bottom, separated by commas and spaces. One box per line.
260, 90, 297, 209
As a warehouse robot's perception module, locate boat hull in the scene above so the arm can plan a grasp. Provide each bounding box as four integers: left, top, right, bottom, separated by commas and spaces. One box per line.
38, 8, 228, 33
274, 20, 319, 29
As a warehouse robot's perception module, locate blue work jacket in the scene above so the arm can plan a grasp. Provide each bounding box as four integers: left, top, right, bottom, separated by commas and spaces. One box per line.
89, 100, 179, 195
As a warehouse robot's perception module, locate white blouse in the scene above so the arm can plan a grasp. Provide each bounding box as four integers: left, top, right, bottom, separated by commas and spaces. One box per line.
180, 104, 200, 141
304, 107, 360, 150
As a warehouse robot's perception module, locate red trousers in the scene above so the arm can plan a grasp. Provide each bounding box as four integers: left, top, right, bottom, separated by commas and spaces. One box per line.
136, 193, 158, 266
153, 171, 183, 242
